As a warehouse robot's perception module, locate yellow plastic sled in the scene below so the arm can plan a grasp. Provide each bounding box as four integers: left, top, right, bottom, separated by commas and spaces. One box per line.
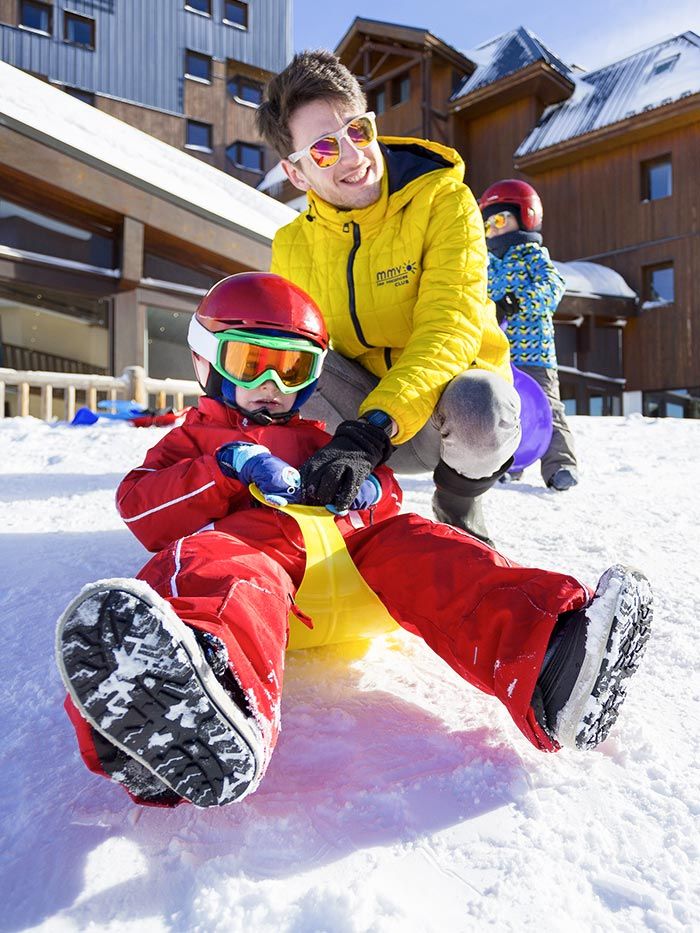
250, 485, 398, 650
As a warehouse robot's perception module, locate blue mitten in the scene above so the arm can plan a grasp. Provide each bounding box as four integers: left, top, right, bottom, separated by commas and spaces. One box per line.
216, 442, 301, 506
327, 474, 382, 514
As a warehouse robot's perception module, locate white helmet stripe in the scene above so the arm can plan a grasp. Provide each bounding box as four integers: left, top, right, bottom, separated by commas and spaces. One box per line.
187, 316, 220, 365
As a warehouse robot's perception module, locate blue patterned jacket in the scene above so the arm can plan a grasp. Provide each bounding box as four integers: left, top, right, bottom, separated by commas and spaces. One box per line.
487, 241, 566, 369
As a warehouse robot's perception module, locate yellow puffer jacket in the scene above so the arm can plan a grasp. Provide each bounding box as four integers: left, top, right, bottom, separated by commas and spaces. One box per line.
271, 137, 511, 443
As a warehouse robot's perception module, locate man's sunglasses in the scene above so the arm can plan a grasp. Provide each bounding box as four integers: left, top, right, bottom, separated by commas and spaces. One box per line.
188, 318, 326, 395
484, 210, 515, 234
287, 112, 377, 170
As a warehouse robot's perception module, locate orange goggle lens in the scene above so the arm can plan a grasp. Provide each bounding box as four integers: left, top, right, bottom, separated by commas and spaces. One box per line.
221, 340, 319, 388
308, 115, 376, 168
484, 211, 513, 233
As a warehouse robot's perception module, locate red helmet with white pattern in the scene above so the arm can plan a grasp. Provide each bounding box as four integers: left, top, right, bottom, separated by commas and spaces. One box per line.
188, 273, 328, 407
478, 179, 543, 231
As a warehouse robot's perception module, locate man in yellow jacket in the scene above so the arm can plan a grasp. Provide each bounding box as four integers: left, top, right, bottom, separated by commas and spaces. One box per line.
257, 50, 521, 545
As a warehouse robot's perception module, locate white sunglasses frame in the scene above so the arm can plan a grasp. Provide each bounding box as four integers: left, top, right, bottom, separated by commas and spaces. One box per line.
287, 112, 377, 169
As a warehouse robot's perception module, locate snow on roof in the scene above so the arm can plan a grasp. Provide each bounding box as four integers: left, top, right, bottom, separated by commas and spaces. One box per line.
516, 32, 700, 157
452, 26, 573, 101
555, 260, 638, 301
0, 62, 296, 243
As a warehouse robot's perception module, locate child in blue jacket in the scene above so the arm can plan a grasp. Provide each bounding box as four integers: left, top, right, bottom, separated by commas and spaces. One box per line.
479, 179, 578, 491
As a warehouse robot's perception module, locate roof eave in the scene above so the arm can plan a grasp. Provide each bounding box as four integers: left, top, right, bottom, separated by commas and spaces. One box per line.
449, 61, 574, 116
515, 91, 700, 172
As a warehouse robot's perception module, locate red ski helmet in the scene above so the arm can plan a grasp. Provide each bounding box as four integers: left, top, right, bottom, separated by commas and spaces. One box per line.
188, 273, 328, 410
478, 179, 543, 231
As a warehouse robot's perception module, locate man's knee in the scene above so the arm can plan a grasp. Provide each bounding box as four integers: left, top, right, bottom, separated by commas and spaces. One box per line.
437, 371, 521, 479
440, 371, 520, 441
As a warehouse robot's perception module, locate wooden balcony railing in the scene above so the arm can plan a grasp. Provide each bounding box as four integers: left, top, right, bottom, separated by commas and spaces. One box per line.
0, 365, 201, 421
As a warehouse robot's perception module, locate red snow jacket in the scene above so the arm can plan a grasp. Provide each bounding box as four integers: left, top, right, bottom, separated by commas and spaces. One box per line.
116, 397, 403, 570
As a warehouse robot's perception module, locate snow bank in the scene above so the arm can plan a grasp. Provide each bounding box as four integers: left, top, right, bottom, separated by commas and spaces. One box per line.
1, 413, 698, 931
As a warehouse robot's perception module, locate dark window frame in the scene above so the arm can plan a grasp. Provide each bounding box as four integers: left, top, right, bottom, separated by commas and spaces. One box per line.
226, 140, 264, 173
63, 10, 95, 50
227, 74, 263, 107
391, 73, 411, 107
223, 0, 248, 30
19, 0, 53, 35
185, 119, 213, 152
641, 154, 672, 202
184, 0, 212, 15
643, 261, 675, 305
185, 49, 212, 83
372, 85, 386, 115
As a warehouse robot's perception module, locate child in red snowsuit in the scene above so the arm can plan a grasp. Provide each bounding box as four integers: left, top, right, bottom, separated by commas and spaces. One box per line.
56, 273, 652, 809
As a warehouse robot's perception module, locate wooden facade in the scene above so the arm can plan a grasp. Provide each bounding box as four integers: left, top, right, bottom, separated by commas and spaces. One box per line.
336, 19, 700, 416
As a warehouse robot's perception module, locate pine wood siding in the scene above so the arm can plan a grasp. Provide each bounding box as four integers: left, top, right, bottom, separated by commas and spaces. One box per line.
526, 122, 700, 391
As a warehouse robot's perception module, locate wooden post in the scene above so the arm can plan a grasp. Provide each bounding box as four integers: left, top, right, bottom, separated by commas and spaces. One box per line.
0, 381, 5, 419
124, 366, 147, 407
66, 385, 76, 422
40, 384, 53, 421
156, 390, 167, 410
19, 382, 30, 416
87, 386, 97, 411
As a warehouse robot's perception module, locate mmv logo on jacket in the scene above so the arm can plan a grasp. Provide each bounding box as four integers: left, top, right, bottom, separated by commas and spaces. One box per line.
375, 260, 419, 288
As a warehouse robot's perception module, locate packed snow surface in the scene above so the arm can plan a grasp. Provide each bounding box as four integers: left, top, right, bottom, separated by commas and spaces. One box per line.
1, 413, 698, 932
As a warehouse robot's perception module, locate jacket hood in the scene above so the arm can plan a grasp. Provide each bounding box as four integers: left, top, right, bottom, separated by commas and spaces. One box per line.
306, 136, 465, 228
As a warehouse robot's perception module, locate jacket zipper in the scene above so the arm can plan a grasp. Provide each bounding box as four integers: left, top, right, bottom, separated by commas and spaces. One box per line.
345, 221, 371, 348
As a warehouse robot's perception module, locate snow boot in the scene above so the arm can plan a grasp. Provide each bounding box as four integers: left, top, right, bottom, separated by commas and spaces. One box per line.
56, 579, 265, 808
547, 467, 579, 491
532, 565, 653, 749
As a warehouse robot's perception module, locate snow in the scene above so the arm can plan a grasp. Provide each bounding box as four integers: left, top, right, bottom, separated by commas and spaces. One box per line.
554, 260, 637, 300
1, 412, 699, 931
0, 62, 296, 243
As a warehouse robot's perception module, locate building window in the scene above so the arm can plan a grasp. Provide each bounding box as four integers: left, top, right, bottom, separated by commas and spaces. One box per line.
641, 156, 672, 201
651, 54, 679, 77
185, 50, 212, 83
186, 120, 212, 151
64, 11, 95, 49
227, 75, 263, 106
392, 73, 410, 106
63, 86, 95, 105
185, 0, 211, 14
0, 197, 114, 268
20, 0, 52, 34
224, 0, 248, 28
372, 85, 386, 115
226, 141, 263, 173
643, 263, 674, 306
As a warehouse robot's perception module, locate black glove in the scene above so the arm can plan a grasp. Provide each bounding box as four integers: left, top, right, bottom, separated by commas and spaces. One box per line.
299, 419, 394, 510
495, 292, 520, 324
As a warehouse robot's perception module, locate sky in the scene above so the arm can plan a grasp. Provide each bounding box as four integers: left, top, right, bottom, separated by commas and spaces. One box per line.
2, 412, 699, 930
293, 0, 700, 72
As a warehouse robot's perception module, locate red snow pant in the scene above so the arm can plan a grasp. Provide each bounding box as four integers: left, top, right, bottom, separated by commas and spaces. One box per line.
68, 511, 590, 800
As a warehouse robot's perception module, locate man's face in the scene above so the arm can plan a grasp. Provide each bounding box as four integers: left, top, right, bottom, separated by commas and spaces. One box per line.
282, 98, 384, 210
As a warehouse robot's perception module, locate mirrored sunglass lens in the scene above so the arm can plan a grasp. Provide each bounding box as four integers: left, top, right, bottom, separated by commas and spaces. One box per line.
347, 116, 374, 147
309, 137, 340, 167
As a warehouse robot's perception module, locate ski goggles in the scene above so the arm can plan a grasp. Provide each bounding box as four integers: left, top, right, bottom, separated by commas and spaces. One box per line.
484, 210, 515, 234
188, 317, 326, 394
287, 112, 377, 169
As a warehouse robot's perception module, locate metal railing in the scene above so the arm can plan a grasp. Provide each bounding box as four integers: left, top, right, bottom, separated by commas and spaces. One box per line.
0, 365, 202, 421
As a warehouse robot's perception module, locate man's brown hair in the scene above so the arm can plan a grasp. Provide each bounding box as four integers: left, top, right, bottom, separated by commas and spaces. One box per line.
256, 50, 366, 157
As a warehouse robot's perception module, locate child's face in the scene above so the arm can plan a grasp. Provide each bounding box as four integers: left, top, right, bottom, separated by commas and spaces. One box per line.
235, 381, 298, 415
484, 210, 520, 239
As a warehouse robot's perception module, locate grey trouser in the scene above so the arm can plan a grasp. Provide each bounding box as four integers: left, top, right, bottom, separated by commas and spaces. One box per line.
519, 365, 578, 483
304, 350, 522, 480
